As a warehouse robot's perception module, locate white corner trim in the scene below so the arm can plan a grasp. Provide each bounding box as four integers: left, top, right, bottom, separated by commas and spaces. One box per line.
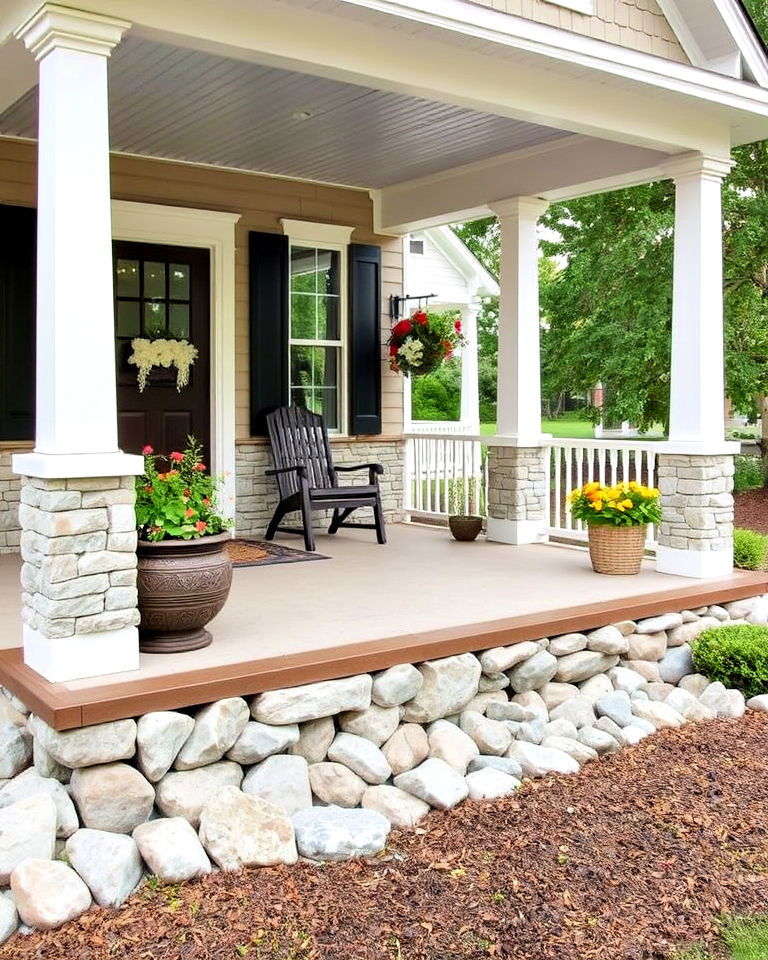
13, 451, 144, 479
280, 219, 355, 245
111, 200, 240, 526
486, 518, 549, 545
23, 624, 140, 682
655, 544, 734, 579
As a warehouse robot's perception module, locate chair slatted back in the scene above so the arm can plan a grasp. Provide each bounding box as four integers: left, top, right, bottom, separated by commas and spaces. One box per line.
266, 406, 337, 497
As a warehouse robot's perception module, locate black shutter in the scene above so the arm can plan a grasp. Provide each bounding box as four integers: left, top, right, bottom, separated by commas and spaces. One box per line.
0, 204, 35, 441
249, 231, 289, 436
348, 243, 382, 435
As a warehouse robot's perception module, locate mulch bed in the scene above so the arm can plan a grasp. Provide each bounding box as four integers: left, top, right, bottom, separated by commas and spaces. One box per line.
5, 714, 768, 960
734, 488, 768, 534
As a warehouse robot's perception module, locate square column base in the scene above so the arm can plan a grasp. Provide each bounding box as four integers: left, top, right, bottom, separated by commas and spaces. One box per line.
23, 624, 140, 683
486, 518, 548, 545
655, 545, 734, 579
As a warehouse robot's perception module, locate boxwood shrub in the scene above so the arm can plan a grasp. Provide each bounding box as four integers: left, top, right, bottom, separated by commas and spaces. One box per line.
692, 624, 768, 700
733, 528, 768, 571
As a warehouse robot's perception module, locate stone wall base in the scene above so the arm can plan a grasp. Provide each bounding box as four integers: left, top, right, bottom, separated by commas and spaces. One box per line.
486, 446, 548, 544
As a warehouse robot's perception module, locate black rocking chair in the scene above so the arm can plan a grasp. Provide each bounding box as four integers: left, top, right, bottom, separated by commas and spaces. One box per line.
265, 406, 387, 552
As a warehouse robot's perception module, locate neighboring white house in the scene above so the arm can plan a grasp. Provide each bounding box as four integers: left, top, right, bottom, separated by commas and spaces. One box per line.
403, 227, 499, 433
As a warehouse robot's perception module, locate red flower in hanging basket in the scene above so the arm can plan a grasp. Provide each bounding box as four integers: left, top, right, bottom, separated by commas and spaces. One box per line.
389, 343, 399, 356
454, 319, 462, 333
391, 319, 413, 340
412, 310, 429, 326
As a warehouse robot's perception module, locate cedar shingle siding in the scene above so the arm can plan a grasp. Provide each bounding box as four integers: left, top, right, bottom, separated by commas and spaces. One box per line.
467, 0, 689, 62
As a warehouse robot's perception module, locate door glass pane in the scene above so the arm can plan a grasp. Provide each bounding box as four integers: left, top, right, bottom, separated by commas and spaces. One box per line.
290, 247, 317, 294
144, 261, 165, 300
169, 303, 190, 339
115, 259, 139, 297
290, 294, 316, 340
317, 296, 340, 340
169, 264, 190, 301
317, 249, 340, 297
143, 301, 166, 336
116, 300, 140, 337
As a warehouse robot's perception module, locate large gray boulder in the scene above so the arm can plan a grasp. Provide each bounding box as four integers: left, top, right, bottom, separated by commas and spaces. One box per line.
549, 696, 596, 730
506, 741, 580, 777
29, 716, 136, 768
136, 712, 194, 782
361, 785, 430, 827
155, 761, 243, 828
11, 859, 91, 930
309, 762, 368, 807
595, 691, 634, 728
65, 829, 143, 908
251, 676, 372, 725
199, 786, 297, 870
467, 756, 523, 779
0, 795, 57, 884
381, 724, 429, 776
586, 626, 628, 655
459, 711, 512, 756
465, 768, 521, 800
288, 717, 336, 764
226, 720, 300, 765
241, 755, 312, 815
541, 736, 598, 765
338, 705, 400, 746
478, 641, 539, 674
133, 818, 211, 883
394, 758, 469, 810
0, 722, 31, 780
292, 806, 390, 861
658, 645, 694, 685
327, 733, 391, 784
401, 654, 481, 724
631, 700, 685, 730
508, 651, 558, 693
371, 665, 423, 707
554, 652, 618, 684
174, 698, 249, 770
70, 763, 154, 834
0, 769, 78, 838
427, 720, 479, 774
0, 894, 18, 945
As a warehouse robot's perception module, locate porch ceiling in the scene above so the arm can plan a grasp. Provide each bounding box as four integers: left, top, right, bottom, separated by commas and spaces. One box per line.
0, 34, 569, 189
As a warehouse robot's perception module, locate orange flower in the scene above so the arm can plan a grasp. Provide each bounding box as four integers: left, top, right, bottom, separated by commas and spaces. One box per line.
184, 507, 195, 518
195, 520, 207, 533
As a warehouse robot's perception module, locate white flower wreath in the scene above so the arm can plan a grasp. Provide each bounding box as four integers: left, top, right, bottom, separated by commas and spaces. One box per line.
128, 337, 199, 392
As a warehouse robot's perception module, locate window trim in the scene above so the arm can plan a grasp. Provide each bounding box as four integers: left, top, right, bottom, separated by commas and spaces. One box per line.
281, 220, 354, 435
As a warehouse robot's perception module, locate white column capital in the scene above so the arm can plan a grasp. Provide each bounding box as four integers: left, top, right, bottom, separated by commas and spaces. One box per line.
15, 3, 130, 60
490, 196, 549, 222
660, 153, 734, 185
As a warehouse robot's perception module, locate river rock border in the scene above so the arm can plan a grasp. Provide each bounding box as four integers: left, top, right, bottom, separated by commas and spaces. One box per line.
1, 595, 768, 939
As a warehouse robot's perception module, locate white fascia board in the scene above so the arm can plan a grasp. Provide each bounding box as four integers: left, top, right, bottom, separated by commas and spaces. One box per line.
425, 226, 499, 296
714, 0, 768, 86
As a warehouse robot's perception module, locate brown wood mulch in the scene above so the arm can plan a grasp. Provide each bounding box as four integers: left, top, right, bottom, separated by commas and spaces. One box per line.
4, 714, 768, 960
735, 488, 768, 534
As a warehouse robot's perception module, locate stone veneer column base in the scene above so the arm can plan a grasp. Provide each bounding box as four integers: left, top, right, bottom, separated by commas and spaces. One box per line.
486, 447, 548, 545
656, 454, 735, 580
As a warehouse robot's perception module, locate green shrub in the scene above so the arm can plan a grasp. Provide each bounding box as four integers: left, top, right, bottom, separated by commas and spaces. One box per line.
733, 455, 764, 493
733, 528, 768, 571
692, 624, 768, 700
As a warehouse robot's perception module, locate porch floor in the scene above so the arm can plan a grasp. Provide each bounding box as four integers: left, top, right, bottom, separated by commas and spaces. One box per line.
1, 523, 765, 729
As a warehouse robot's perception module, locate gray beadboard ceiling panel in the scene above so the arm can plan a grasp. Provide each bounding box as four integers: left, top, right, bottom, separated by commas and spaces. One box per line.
0, 35, 568, 188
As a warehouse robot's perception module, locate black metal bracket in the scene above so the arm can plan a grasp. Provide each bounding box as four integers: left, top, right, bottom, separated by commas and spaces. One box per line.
389, 293, 437, 321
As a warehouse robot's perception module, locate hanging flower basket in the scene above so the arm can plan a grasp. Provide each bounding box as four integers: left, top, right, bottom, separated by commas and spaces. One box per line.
128, 337, 198, 392
568, 480, 662, 576
388, 309, 466, 377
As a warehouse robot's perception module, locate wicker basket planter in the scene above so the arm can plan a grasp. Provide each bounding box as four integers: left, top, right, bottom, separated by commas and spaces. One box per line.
587, 523, 647, 575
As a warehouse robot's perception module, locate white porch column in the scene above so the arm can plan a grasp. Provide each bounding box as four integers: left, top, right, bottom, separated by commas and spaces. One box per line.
459, 297, 481, 431
13, 5, 143, 682
486, 197, 550, 544
656, 154, 738, 579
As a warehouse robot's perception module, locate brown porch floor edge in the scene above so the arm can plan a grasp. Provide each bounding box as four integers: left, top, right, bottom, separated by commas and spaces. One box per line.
2, 570, 767, 730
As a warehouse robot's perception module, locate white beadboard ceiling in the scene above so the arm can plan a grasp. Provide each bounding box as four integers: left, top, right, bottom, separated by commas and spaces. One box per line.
0, 35, 568, 188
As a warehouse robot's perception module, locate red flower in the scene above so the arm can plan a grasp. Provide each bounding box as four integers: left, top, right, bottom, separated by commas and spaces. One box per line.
185, 507, 196, 518
169, 451, 184, 462
454, 319, 462, 333
195, 520, 207, 532
194, 462, 206, 472
391, 319, 413, 340
144, 484, 153, 493
203, 497, 211, 507
441, 339, 452, 352
412, 310, 428, 326
389, 344, 399, 356
142, 445, 154, 455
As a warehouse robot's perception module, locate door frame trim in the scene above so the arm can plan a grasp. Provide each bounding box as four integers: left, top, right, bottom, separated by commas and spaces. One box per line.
111, 200, 241, 524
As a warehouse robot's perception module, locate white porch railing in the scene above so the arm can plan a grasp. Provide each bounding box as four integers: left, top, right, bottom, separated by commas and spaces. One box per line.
408, 420, 478, 435
404, 433, 486, 520
548, 439, 659, 549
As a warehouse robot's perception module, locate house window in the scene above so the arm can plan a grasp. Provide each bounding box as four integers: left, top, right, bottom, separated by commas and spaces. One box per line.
409, 238, 425, 255
289, 244, 345, 432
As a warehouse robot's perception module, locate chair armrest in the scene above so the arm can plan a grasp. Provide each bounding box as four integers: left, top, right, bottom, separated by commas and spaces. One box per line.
266, 464, 308, 479
335, 463, 384, 475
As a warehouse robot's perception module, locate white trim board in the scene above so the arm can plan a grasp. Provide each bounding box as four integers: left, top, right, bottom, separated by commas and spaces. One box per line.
111, 200, 241, 527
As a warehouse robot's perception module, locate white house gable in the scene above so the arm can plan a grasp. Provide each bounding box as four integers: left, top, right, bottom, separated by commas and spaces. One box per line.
406, 234, 472, 309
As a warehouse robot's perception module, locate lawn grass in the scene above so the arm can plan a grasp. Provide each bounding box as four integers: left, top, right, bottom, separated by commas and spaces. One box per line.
480, 420, 667, 440
674, 917, 768, 959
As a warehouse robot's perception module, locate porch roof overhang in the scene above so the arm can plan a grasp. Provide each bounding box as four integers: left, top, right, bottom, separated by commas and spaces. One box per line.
3, 0, 768, 232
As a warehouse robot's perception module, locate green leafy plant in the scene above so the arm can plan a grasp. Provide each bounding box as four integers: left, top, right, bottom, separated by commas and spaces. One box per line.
135, 437, 231, 542
734, 456, 764, 494
449, 476, 481, 517
692, 624, 768, 700
733, 528, 768, 570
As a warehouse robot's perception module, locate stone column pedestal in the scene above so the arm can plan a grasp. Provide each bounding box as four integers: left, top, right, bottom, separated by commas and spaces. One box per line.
656, 454, 734, 578
19, 476, 140, 682
486, 446, 548, 545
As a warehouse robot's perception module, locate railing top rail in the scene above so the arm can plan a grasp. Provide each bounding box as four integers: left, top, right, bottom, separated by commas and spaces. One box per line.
404, 432, 487, 442
548, 438, 662, 451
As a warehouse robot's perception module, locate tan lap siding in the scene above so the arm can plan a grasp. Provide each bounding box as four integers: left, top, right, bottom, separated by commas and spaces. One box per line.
466, 0, 688, 62
0, 137, 404, 445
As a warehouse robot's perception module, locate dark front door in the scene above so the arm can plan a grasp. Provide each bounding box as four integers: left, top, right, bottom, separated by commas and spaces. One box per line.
113, 241, 210, 458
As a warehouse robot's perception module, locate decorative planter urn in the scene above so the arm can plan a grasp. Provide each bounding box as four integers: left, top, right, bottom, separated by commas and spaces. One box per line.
587, 524, 647, 575
449, 515, 483, 542
136, 532, 233, 653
